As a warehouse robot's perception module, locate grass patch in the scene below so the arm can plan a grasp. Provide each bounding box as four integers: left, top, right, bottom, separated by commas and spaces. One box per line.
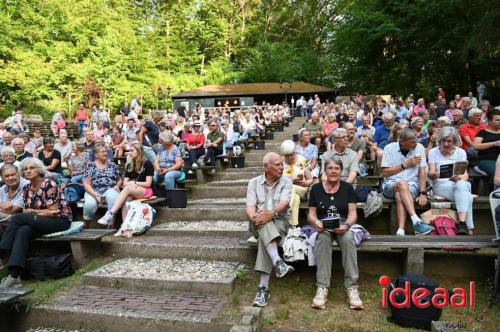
21, 257, 111, 307
218, 268, 500, 332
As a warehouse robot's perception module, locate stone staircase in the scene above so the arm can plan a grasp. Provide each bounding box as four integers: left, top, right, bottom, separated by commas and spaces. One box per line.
21, 118, 305, 332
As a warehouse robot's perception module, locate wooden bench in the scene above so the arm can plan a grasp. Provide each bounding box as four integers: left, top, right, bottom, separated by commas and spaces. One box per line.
35, 229, 116, 268
0, 288, 33, 305
356, 235, 496, 274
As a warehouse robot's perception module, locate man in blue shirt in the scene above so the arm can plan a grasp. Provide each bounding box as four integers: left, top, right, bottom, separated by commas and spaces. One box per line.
371, 112, 394, 172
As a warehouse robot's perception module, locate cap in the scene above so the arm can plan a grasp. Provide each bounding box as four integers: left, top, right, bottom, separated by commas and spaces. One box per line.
193, 120, 201, 126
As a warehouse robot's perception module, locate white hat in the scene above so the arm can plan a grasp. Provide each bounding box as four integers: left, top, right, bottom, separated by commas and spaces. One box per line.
280, 140, 295, 155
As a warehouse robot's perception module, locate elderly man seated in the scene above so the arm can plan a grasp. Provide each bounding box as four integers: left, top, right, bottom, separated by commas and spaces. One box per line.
281, 140, 314, 228
0, 164, 28, 222
321, 128, 359, 185
380, 128, 433, 236
246, 152, 294, 307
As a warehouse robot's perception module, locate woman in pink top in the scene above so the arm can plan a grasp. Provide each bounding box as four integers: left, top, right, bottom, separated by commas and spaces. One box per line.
186, 121, 205, 168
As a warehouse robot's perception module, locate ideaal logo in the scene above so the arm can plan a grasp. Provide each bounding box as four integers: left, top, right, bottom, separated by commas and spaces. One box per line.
379, 275, 475, 309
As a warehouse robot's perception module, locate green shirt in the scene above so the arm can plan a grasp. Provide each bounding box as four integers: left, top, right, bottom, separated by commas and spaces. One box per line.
207, 130, 224, 144
306, 122, 322, 137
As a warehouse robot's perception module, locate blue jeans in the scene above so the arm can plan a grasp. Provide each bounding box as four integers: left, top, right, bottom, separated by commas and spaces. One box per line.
143, 146, 157, 164
155, 171, 182, 190
77, 120, 86, 138
83, 188, 119, 220
432, 180, 474, 229
46, 172, 63, 184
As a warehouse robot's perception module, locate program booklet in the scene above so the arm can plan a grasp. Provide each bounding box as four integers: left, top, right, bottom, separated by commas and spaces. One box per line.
439, 161, 468, 178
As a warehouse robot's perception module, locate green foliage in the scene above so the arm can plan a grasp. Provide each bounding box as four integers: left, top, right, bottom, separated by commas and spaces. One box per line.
0, 0, 498, 117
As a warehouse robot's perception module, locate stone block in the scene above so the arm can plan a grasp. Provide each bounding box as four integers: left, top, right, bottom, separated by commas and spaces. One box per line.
230, 326, 253, 332
431, 321, 459, 332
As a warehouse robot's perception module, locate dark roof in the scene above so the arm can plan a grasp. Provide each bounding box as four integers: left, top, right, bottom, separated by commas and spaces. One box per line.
172, 81, 335, 98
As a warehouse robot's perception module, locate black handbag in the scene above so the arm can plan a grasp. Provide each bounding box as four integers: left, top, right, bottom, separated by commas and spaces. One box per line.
26, 254, 74, 280
387, 273, 442, 331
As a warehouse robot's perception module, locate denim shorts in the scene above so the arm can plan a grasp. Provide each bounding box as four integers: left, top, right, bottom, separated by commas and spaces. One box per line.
382, 181, 419, 199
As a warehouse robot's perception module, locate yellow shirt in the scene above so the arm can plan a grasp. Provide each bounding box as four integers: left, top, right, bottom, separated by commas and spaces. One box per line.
283, 154, 309, 180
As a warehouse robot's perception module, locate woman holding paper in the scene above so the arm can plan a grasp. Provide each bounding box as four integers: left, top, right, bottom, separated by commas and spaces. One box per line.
427, 126, 473, 235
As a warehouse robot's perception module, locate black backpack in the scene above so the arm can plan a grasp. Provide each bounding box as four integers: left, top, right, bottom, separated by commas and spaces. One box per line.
387, 273, 442, 331
25, 254, 74, 281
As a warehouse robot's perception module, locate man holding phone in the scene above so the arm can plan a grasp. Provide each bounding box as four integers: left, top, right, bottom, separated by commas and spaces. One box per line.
380, 128, 433, 236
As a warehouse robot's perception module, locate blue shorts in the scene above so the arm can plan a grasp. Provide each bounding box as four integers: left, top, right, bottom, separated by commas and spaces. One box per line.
382, 181, 419, 199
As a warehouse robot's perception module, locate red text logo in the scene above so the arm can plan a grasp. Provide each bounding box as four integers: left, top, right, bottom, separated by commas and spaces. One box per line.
379, 275, 475, 309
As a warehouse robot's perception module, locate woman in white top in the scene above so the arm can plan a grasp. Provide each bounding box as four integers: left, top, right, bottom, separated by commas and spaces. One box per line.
427, 126, 473, 235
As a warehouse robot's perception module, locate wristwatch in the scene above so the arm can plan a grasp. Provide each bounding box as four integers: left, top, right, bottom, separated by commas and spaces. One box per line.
419, 191, 427, 196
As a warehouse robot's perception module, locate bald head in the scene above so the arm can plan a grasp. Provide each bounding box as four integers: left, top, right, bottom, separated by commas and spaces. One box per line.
263, 152, 281, 165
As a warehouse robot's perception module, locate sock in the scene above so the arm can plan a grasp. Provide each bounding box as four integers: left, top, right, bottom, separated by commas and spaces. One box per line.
410, 214, 422, 226
266, 241, 281, 266
9, 266, 21, 278
259, 273, 270, 288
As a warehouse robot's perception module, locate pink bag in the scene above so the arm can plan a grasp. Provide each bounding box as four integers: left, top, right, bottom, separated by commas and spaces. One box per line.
431, 216, 456, 236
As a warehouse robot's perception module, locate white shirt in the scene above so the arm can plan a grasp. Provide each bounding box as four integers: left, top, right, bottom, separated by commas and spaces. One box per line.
381, 142, 427, 184
427, 146, 467, 184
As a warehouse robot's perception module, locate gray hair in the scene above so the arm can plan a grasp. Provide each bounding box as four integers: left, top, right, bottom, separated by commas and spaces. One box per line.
20, 157, 46, 177
453, 109, 463, 116
1, 146, 15, 156
330, 128, 347, 142
411, 116, 424, 126
323, 158, 344, 171
468, 107, 482, 118
462, 97, 471, 103
438, 126, 461, 146
93, 143, 107, 154
0, 163, 19, 177
399, 128, 417, 141
12, 137, 24, 145
382, 112, 394, 121
159, 132, 175, 144
437, 116, 451, 125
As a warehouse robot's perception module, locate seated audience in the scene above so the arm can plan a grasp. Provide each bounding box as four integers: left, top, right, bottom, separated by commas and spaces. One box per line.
472, 110, 500, 176
428, 127, 473, 235
82, 144, 122, 228
67, 141, 89, 184
55, 130, 73, 165
154, 132, 184, 190
305, 112, 323, 148
459, 108, 486, 158
411, 116, 429, 145
0, 147, 20, 168
344, 122, 366, 162
37, 137, 63, 183
12, 138, 32, 162
380, 128, 432, 236
0, 164, 28, 221
281, 140, 314, 228
321, 129, 359, 185
0, 158, 71, 288
246, 152, 294, 307
372, 112, 394, 171
308, 158, 363, 310
98, 143, 154, 226
204, 120, 224, 167
186, 121, 205, 169
295, 129, 319, 178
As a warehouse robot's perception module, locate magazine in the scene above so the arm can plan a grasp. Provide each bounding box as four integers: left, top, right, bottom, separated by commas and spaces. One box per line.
439, 161, 468, 178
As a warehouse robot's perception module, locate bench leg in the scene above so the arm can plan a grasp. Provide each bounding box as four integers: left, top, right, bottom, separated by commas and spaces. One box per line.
215, 159, 224, 172
403, 248, 424, 274
70, 241, 101, 269
196, 169, 207, 183
389, 205, 398, 234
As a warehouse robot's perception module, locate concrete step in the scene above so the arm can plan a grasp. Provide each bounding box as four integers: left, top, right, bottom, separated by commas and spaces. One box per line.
214, 171, 261, 181
84, 258, 243, 296
156, 206, 246, 222
225, 166, 261, 173
102, 234, 256, 263
208, 179, 249, 187
149, 220, 249, 237
190, 186, 247, 199
23, 286, 231, 332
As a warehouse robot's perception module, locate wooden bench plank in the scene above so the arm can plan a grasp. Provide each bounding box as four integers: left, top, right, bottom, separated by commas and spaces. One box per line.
35, 229, 116, 242
0, 288, 33, 303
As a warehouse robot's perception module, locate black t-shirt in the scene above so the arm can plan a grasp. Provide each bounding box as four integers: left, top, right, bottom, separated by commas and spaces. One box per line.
124, 160, 154, 183
143, 120, 159, 147
476, 129, 500, 160
38, 149, 62, 174
308, 181, 356, 220
120, 106, 130, 116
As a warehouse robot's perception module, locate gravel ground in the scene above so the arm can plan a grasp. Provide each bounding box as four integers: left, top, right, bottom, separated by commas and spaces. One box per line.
85, 258, 241, 281
152, 220, 248, 232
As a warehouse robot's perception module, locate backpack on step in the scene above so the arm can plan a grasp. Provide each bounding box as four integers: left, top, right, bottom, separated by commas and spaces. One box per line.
430, 216, 456, 236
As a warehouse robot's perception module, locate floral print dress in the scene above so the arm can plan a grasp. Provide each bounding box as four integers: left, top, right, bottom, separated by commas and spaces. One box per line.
23, 179, 72, 222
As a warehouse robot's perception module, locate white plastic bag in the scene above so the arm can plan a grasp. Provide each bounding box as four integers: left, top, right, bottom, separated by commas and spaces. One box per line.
114, 201, 155, 238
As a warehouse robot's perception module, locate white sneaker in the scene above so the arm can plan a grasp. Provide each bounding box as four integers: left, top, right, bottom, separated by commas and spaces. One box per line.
396, 228, 405, 236
346, 286, 364, 310
192, 163, 198, 169
97, 211, 114, 226
247, 235, 258, 244
311, 286, 328, 309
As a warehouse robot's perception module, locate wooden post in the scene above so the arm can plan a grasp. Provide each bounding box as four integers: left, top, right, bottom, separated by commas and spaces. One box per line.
403, 248, 424, 274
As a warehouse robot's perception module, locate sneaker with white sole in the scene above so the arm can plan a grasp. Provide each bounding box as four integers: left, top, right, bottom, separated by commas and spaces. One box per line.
97, 211, 114, 226
414, 221, 433, 235
252, 286, 270, 307
274, 259, 294, 278
311, 286, 328, 309
346, 286, 363, 310
396, 228, 405, 236
0, 275, 22, 288
247, 235, 258, 244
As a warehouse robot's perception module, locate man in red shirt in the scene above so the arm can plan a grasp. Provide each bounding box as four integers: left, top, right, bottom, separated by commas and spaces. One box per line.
459, 108, 487, 158
75, 104, 89, 138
